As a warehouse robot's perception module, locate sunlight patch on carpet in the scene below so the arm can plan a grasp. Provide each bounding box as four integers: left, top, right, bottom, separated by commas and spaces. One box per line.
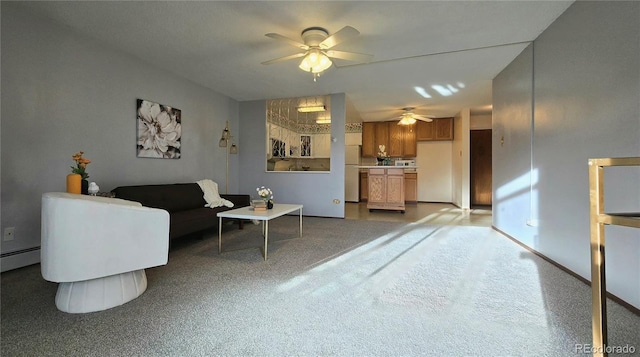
276, 222, 441, 297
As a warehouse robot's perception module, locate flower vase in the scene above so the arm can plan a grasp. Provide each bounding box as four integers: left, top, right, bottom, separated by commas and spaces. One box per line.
267, 200, 274, 209
81, 179, 89, 195
66, 174, 82, 194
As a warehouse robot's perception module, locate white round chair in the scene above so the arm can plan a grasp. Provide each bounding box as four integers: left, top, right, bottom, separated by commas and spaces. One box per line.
41, 192, 170, 313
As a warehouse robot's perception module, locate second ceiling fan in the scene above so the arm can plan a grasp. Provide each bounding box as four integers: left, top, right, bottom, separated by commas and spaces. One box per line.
262, 26, 372, 81
392, 107, 435, 125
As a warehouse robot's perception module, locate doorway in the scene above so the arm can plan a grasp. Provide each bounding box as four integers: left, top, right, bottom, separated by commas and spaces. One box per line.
470, 129, 492, 206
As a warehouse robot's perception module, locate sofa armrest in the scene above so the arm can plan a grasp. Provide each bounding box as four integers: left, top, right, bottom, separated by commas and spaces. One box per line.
221, 194, 251, 208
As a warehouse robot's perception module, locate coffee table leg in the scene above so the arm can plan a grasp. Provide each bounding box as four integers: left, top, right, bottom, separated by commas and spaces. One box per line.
299, 207, 303, 238
218, 217, 222, 254
264, 220, 269, 260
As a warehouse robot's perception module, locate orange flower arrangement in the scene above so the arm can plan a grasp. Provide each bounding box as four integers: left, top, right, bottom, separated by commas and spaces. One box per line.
71, 151, 91, 180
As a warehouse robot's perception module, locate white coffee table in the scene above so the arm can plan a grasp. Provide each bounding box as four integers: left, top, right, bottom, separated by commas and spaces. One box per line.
217, 203, 303, 260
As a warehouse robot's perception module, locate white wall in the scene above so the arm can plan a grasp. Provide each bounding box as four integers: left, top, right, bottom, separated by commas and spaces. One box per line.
416, 142, 452, 202
238, 94, 346, 218
493, 1, 640, 308
470, 114, 492, 130
492, 44, 536, 245
452, 109, 471, 209
1, 4, 238, 271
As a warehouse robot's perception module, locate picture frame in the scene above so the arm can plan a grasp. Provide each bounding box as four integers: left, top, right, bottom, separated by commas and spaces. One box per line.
136, 99, 182, 159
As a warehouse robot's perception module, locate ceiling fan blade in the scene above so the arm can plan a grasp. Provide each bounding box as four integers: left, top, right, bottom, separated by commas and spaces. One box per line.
261, 52, 306, 65
265, 33, 309, 50
413, 115, 434, 122
325, 50, 372, 63
319, 26, 360, 49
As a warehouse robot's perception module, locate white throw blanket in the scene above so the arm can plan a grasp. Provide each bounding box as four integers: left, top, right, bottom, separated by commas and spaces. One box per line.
196, 179, 234, 208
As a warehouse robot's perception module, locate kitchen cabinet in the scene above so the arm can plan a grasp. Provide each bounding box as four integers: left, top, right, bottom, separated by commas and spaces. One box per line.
388, 123, 403, 157
360, 172, 368, 201
417, 118, 454, 141
404, 172, 417, 202
363, 121, 416, 157
362, 122, 377, 157
362, 121, 390, 157
403, 124, 417, 157
367, 168, 405, 212
375, 122, 389, 154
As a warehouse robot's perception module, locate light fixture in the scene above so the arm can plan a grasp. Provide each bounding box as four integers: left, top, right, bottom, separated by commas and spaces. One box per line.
398, 113, 417, 126
316, 118, 331, 124
218, 121, 238, 193
297, 105, 326, 113
298, 48, 332, 81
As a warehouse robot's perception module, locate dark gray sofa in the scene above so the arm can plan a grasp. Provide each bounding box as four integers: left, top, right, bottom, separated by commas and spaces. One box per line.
111, 183, 250, 240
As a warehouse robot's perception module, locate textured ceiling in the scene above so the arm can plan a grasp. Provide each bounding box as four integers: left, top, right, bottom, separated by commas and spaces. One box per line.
13, 1, 574, 122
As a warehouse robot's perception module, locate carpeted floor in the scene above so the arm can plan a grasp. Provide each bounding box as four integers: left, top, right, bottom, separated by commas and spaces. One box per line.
1, 216, 639, 356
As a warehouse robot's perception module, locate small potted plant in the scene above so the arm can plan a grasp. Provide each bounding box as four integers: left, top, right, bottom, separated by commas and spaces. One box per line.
377, 145, 388, 165
67, 151, 91, 194
256, 186, 274, 209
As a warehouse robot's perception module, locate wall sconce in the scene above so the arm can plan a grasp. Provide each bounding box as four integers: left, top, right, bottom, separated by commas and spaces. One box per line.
219, 121, 238, 193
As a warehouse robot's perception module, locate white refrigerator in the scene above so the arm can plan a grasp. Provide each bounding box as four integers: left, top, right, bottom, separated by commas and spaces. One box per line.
345, 145, 361, 202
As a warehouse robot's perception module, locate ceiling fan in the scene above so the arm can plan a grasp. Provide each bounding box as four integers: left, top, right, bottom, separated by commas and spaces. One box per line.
261, 26, 372, 81
394, 107, 435, 125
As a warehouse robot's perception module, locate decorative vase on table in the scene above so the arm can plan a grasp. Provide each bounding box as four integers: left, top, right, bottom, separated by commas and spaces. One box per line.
81, 180, 89, 195
267, 200, 274, 209
66, 173, 82, 194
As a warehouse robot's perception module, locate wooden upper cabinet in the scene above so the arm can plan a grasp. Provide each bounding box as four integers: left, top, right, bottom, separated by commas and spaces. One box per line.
362, 121, 417, 157
435, 118, 454, 140
388, 123, 404, 157
417, 118, 453, 141
362, 122, 376, 157
417, 120, 435, 140
363, 121, 391, 157
403, 124, 417, 157
375, 122, 389, 153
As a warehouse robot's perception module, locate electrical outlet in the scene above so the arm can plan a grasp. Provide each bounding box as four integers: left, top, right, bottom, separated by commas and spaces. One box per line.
333, 199, 341, 204
4, 227, 15, 241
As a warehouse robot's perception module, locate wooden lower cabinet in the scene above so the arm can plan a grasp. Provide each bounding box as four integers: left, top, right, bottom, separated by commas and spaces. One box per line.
404, 172, 417, 202
367, 168, 405, 212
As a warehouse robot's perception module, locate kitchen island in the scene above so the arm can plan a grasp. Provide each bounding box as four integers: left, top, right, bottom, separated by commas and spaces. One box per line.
358, 166, 418, 212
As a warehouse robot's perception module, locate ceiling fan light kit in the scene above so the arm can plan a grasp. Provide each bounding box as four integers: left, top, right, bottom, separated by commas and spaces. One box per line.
298, 49, 332, 74
398, 115, 417, 125
262, 25, 371, 82
395, 107, 434, 125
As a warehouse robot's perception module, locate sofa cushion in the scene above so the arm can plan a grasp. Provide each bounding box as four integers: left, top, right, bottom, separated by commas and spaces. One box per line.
112, 183, 206, 213
169, 207, 228, 239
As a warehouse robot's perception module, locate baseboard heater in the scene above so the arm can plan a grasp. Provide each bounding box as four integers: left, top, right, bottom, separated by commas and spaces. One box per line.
1, 247, 41, 272
1, 246, 40, 258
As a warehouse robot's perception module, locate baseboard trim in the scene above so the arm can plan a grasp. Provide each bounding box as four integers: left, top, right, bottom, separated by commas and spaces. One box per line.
1, 247, 41, 273
492, 225, 640, 316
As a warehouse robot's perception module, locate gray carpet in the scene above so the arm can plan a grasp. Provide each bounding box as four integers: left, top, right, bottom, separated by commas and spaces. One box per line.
2, 216, 639, 356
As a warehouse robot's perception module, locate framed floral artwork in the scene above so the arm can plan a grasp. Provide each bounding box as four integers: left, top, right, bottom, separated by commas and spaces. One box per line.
136, 99, 182, 158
